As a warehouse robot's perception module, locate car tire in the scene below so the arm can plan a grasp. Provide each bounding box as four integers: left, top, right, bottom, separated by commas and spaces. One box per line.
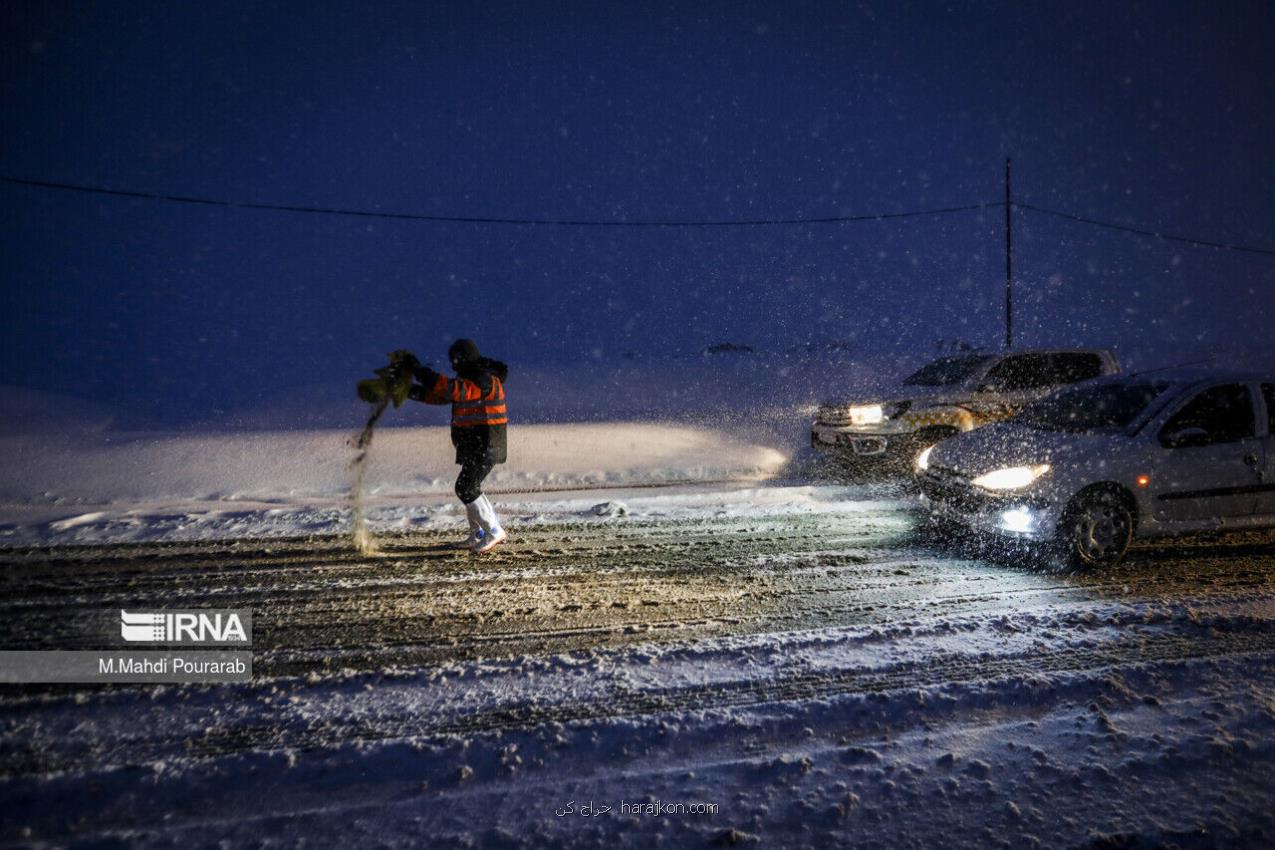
1057, 490, 1133, 568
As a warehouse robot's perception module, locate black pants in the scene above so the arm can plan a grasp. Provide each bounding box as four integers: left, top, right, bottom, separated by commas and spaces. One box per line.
455, 458, 494, 504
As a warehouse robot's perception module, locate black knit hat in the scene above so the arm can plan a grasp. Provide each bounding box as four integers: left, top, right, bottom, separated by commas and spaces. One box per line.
448, 338, 481, 368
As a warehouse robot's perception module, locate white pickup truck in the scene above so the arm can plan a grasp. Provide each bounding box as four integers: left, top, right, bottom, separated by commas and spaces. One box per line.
811, 348, 1121, 470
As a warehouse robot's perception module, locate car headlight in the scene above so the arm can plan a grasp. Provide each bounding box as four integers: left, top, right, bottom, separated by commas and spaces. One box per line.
915, 445, 934, 471
849, 404, 884, 425
971, 464, 1051, 491
998, 506, 1038, 533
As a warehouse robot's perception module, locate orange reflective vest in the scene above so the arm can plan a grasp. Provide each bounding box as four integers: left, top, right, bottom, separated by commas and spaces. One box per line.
421, 373, 507, 428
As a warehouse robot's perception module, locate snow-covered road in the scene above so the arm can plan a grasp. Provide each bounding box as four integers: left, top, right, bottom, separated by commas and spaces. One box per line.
2, 484, 1274, 847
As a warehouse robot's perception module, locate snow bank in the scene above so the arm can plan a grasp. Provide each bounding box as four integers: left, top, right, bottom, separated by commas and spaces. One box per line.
0, 422, 786, 505
0, 482, 896, 548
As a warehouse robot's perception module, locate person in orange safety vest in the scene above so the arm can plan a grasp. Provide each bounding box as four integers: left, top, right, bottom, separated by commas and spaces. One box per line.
409, 339, 509, 553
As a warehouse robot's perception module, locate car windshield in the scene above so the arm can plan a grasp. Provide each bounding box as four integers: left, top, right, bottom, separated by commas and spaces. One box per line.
1014, 381, 1172, 432
902, 355, 992, 387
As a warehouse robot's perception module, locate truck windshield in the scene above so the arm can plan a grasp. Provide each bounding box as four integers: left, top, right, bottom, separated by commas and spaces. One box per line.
902, 355, 992, 387
1015, 382, 1172, 432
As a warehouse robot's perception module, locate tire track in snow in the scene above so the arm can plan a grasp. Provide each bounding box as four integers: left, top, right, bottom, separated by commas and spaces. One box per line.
1, 513, 1273, 672
3, 626, 1272, 777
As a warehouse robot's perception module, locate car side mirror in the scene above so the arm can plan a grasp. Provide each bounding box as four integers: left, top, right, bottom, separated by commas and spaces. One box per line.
1161, 426, 1210, 449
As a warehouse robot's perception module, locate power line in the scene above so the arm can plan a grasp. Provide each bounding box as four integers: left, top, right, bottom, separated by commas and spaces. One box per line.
0, 175, 999, 227
6, 173, 1273, 254
1016, 201, 1275, 256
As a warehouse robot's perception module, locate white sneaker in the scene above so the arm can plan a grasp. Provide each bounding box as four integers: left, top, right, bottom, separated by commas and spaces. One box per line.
472, 525, 507, 554
470, 495, 507, 553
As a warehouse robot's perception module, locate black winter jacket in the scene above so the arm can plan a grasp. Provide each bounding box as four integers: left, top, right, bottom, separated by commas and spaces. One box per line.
410, 357, 508, 465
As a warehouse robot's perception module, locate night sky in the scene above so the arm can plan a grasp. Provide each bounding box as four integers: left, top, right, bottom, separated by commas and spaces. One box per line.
3, 1, 1273, 425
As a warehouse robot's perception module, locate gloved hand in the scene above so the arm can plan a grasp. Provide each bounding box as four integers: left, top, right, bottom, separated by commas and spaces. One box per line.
409, 361, 440, 383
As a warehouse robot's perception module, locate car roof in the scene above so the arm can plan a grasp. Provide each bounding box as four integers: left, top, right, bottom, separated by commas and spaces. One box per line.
997, 347, 1113, 354
936, 348, 1113, 356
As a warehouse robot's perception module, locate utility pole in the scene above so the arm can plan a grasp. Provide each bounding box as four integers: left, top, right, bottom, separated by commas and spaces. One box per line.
1004, 157, 1013, 349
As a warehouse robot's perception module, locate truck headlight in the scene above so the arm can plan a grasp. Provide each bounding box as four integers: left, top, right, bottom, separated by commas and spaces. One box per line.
849, 404, 884, 425
971, 464, 1051, 491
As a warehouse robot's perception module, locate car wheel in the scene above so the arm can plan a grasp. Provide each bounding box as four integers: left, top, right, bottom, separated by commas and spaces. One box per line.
1059, 490, 1133, 567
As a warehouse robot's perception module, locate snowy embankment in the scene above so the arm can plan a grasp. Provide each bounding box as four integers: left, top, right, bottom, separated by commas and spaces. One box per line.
6, 350, 896, 547
0, 423, 789, 547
